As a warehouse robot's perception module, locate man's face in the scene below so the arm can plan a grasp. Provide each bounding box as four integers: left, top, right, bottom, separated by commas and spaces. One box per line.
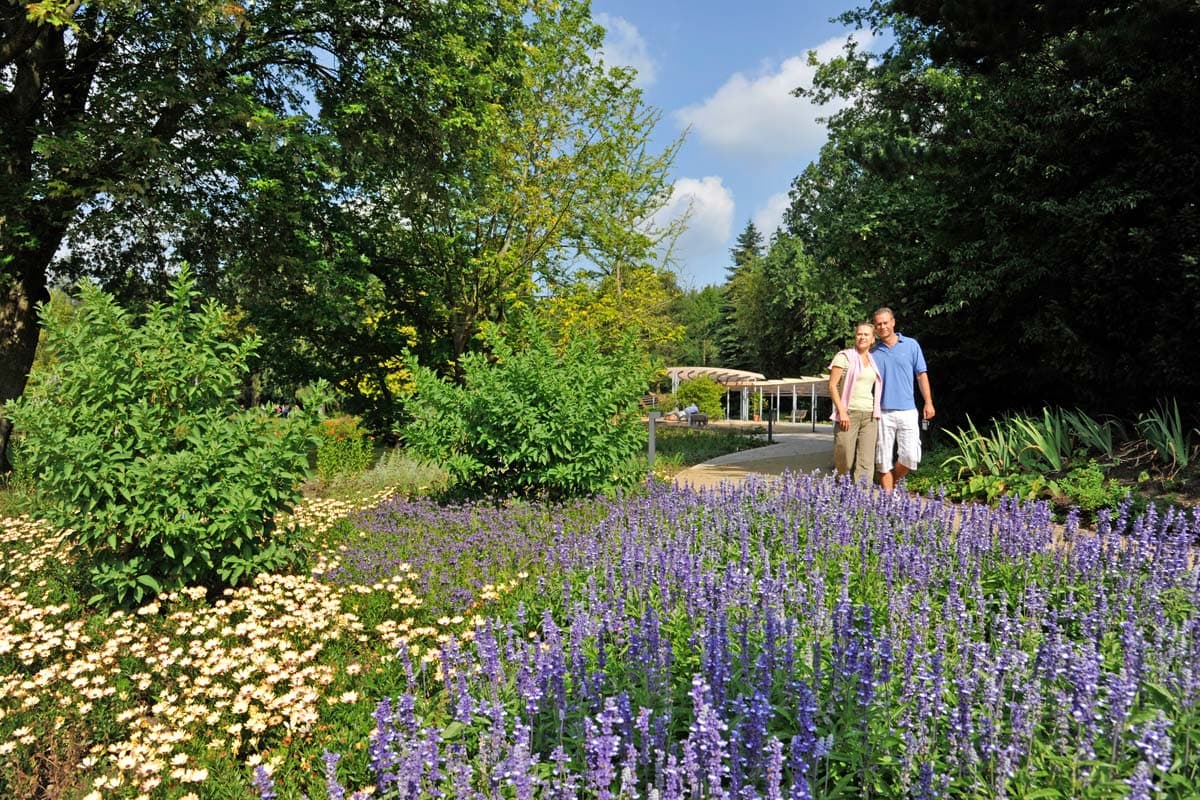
873, 312, 896, 340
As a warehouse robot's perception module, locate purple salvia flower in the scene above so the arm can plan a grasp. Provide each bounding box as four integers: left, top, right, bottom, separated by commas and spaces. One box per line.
1069, 644, 1100, 761
663, 750, 684, 800
1127, 760, 1154, 800
1104, 666, 1137, 753
252, 765, 277, 800
323, 751, 346, 800
765, 737, 784, 800
1134, 712, 1173, 773
855, 604, 876, 709
537, 610, 568, 723
475, 619, 503, 687
687, 674, 730, 798
514, 638, 542, 720
636, 706, 653, 768
619, 742, 641, 800
423, 728, 444, 800
913, 762, 935, 800
368, 697, 401, 792
950, 675, 976, 770
549, 746, 579, 800
727, 726, 745, 799
501, 720, 537, 800
740, 688, 772, 775
585, 697, 624, 800
447, 743, 475, 800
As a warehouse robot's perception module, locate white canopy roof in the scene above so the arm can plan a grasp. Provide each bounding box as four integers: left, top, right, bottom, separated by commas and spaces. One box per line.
666, 366, 765, 385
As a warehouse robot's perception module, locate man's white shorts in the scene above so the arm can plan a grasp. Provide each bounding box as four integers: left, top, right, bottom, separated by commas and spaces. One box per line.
877, 409, 921, 473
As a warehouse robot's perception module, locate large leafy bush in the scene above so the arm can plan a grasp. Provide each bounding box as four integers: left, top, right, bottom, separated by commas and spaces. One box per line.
672, 374, 724, 418
7, 270, 315, 606
402, 318, 649, 499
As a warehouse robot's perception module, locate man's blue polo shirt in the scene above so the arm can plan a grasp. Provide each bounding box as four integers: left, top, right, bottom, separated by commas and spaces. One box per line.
870, 334, 927, 411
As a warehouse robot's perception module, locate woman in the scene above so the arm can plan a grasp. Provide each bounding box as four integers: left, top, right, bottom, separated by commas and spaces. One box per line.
828, 321, 883, 484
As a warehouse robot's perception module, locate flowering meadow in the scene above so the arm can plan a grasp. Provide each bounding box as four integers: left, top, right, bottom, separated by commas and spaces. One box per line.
3, 475, 1200, 799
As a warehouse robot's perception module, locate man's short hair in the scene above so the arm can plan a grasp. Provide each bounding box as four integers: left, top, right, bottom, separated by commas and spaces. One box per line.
872, 306, 895, 321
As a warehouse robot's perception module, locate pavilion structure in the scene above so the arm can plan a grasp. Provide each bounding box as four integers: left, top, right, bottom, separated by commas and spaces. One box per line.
664, 367, 833, 429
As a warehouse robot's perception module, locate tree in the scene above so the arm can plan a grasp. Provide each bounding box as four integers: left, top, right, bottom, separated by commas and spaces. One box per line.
718, 221, 766, 369
1, 0, 524, 462
1, 0, 680, 456
538, 264, 685, 364
370, 0, 680, 368
791, 0, 1200, 421
759, 232, 864, 375
668, 284, 723, 367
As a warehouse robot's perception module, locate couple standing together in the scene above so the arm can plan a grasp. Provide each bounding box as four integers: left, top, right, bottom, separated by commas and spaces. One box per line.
828, 307, 935, 490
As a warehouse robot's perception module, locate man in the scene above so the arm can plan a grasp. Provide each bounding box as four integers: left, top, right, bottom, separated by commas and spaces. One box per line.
870, 307, 935, 491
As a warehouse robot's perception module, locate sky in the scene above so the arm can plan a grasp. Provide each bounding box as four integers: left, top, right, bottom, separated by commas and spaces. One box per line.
589, 0, 860, 289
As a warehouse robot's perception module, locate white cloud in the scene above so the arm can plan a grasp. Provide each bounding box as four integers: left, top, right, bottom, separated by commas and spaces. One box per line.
649, 176, 735, 270
752, 192, 791, 238
673, 35, 853, 160
594, 13, 657, 87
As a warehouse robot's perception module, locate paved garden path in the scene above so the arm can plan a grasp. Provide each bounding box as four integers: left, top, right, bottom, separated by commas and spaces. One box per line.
672, 427, 835, 491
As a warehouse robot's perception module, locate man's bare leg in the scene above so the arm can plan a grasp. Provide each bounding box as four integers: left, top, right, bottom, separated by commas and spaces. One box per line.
879, 463, 910, 492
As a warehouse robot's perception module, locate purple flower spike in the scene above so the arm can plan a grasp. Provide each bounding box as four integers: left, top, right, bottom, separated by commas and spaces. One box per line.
252, 765, 277, 800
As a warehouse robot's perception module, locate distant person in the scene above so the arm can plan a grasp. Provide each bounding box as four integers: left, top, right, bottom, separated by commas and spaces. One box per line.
870, 307, 935, 491
828, 321, 883, 485
682, 403, 700, 421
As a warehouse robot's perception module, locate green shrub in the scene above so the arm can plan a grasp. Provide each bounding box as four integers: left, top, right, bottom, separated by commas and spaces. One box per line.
1056, 460, 1130, 514
315, 414, 375, 482
402, 316, 650, 499
6, 269, 317, 607
671, 375, 724, 418
315, 447, 450, 501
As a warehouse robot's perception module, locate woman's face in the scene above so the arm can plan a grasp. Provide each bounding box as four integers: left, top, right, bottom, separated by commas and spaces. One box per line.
854, 325, 875, 351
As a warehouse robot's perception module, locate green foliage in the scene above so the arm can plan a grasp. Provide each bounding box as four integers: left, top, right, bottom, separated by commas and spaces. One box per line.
790, 1, 1200, 422
666, 285, 724, 367
402, 316, 650, 499
1009, 407, 1073, 472
937, 407, 1156, 517
1137, 399, 1196, 475
942, 415, 1023, 478
315, 447, 450, 502
6, 270, 315, 607
671, 375, 724, 419
1055, 461, 1130, 514
1062, 408, 1123, 462
2, 0, 679, 451
315, 415, 375, 482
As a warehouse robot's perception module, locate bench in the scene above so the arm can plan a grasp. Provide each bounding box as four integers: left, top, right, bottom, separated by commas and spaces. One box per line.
688, 413, 709, 427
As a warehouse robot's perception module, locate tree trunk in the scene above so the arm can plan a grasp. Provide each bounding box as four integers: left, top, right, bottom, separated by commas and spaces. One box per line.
0, 266, 49, 472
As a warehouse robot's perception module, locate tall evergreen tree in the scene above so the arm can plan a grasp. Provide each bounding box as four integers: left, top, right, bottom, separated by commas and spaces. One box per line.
717, 221, 766, 369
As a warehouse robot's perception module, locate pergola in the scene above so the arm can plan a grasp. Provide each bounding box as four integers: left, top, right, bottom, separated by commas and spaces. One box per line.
752, 377, 832, 429
666, 366, 765, 392
665, 367, 833, 428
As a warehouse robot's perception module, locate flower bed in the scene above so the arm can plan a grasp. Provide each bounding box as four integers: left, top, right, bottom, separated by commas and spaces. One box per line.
4, 475, 1199, 798
290, 476, 1200, 799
